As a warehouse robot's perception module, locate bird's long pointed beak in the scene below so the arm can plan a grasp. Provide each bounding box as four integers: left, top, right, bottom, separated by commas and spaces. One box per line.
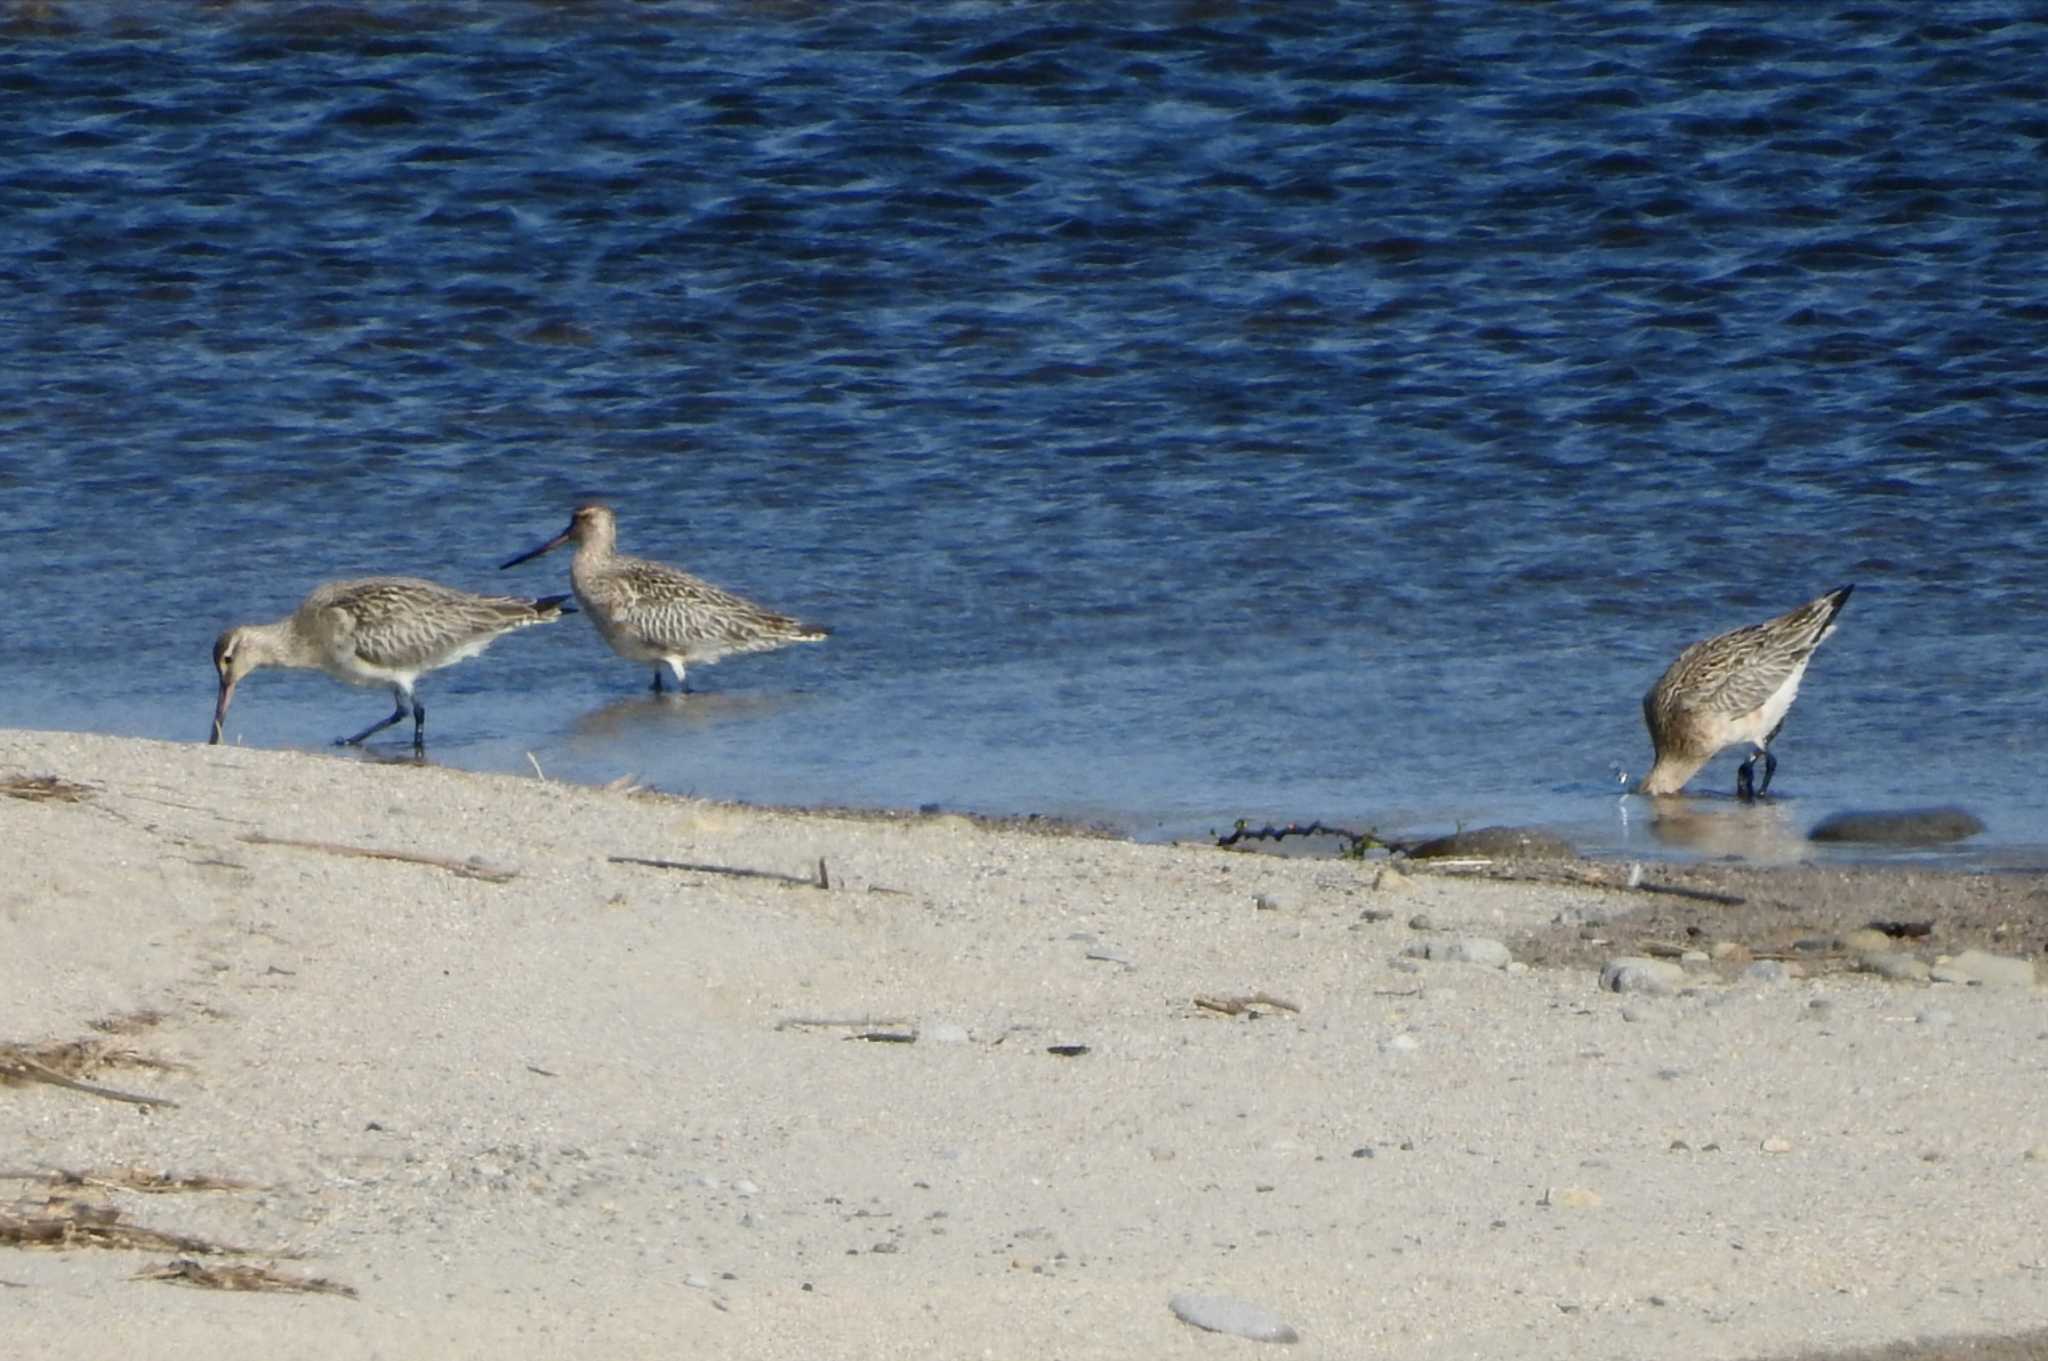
500, 527, 573, 570
210, 675, 236, 745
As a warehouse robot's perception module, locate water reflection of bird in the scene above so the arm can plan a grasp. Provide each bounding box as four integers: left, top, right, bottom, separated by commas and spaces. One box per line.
567, 690, 800, 743
1642, 796, 1813, 864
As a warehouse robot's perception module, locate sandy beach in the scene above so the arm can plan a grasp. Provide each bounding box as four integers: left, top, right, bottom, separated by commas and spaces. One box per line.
3, 727, 2044, 1360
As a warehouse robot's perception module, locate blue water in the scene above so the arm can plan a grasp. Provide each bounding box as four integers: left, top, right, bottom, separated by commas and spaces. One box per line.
4, 3, 2046, 863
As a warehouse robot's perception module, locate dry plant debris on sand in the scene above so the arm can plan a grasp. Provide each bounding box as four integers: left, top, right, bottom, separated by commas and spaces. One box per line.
134, 1258, 357, 1299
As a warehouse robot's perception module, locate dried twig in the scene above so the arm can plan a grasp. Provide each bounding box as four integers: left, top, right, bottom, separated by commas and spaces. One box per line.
0, 1200, 258, 1255
135, 1258, 356, 1299
0, 774, 93, 803
1629, 880, 1746, 906
776, 1015, 916, 1032
611, 855, 827, 889
0, 1168, 256, 1195
241, 833, 514, 883
1193, 991, 1302, 1017
0, 1046, 178, 1109
1215, 819, 1393, 857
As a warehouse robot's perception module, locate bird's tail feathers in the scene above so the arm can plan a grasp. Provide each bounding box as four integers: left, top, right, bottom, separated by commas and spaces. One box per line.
1807, 583, 1853, 643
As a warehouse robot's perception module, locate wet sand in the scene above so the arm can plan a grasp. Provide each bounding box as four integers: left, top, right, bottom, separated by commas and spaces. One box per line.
3, 728, 2043, 1360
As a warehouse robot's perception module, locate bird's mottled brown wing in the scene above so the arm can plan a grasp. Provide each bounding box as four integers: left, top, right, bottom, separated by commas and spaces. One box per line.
1653, 586, 1850, 719
601, 557, 821, 654
317, 577, 556, 670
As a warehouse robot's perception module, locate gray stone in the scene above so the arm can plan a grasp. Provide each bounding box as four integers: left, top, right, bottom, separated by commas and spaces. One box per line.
1421, 936, 1511, 968
1808, 807, 1986, 845
1407, 913, 1435, 931
1858, 953, 1932, 983
1380, 1032, 1420, 1054
1742, 960, 1789, 985
1168, 1292, 1301, 1344
1409, 825, 1575, 861
1601, 957, 1686, 995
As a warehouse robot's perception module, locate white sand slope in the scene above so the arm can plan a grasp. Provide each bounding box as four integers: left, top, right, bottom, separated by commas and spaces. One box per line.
1, 729, 2043, 1360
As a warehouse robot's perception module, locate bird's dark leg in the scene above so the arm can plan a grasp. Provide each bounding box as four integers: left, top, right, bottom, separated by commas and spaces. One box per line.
340, 693, 410, 747
1736, 755, 1757, 802
1754, 748, 1777, 797
651, 668, 664, 694
410, 698, 426, 756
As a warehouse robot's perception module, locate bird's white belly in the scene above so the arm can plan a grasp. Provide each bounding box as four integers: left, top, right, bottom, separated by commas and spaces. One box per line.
1732, 657, 1810, 747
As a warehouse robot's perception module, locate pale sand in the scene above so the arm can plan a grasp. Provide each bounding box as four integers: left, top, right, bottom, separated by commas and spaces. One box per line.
2, 728, 2044, 1360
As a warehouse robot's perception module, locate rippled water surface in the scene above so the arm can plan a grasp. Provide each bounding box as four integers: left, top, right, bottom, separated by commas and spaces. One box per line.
5, 2, 2046, 863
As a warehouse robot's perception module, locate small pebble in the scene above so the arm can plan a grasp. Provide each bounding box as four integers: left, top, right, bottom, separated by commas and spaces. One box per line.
1860, 953, 1932, 983
1405, 937, 1511, 967
1168, 1292, 1301, 1344
1408, 913, 1435, 931
1380, 1032, 1420, 1054
1409, 825, 1573, 859
1601, 957, 1685, 995
1760, 1137, 1793, 1154
2023, 1145, 2048, 1164
1808, 807, 1985, 845
1935, 950, 2038, 989
1742, 960, 1789, 985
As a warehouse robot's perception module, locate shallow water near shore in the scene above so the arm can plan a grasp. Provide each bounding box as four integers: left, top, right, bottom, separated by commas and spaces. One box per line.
5, 3, 2047, 865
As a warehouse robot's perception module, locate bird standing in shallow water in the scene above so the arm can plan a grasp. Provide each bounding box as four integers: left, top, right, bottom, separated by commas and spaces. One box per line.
210, 577, 573, 754
500, 503, 828, 693
1640, 585, 1853, 800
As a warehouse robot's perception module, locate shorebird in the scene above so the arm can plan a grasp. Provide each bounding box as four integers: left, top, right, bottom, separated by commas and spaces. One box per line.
210, 577, 574, 754
1640, 585, 1853, 799
500, 503, 828, 693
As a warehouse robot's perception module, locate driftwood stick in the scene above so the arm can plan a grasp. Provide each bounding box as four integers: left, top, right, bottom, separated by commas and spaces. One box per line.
776, 1015, 917, 1032
240, 833, 514, 883
1193, 992, 1302, 1017
0, 1049, 177, 1109
134, 1258, 357, 1298
1628, 880, 1747, 906
611, 855, 827, 889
